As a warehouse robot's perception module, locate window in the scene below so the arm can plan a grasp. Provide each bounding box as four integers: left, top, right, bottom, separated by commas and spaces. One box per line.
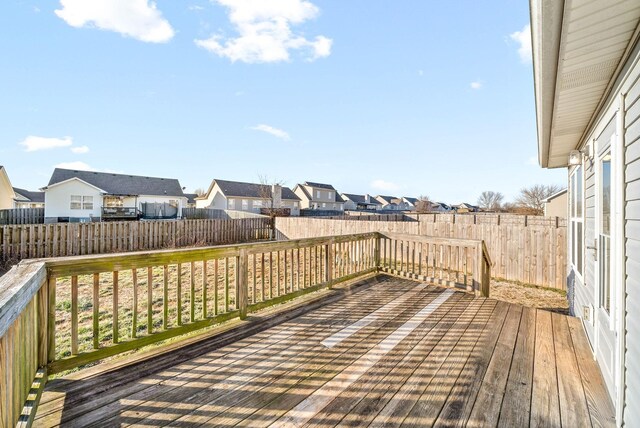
70, 195, 82, 210
294, 202, 298, 208
71, 195, 93, 210
570, 166, 584, 277
228, 199, 235, 209
242, 199, 248, 210
327, 191, 332, 200
254, 200, 262, 207
316, 190, 321, 199
322, 202, 326, 208
82, 196, 93, 210
600, 153, 612, 313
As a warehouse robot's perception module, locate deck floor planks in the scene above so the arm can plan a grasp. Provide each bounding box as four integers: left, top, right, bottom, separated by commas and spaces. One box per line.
332, 294, 476, 428
553, 312, 592, 427
530, 310, 561, 427
431, 300, 510, 427
566, 316, 616, 427
467, 304, 524, 427
497, 306, 537, 427
151, 287, 450, 427
34, 276, 616, 428
304, 294, 472, 428
365, 298, 487, 427
51, 280, 423, 427
400, 299, 503, 427
206, 288, 450, 427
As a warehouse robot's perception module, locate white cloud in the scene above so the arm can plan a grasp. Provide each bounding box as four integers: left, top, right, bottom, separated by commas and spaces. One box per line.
55, 0, 175, 43
470, 81, 482, 90
71, 145, 90, 154
195, 0, 332, 63
251, 124, 291, 141
54, 161, 96, 171
20, 136, 73, 152
418, 70, 424, 76
371, 179, 400, 192
188, 5, 204, 11
510, 24, 532, 63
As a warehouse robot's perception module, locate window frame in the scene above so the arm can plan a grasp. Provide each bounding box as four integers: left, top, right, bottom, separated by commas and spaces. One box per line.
70, 195, 82, 210
569, 164, 584, 280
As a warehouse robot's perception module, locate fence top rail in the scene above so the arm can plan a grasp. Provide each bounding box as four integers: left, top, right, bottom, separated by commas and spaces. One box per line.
43, 232, 379, 278
379, 231, 484, 248
0, 260, 46, 337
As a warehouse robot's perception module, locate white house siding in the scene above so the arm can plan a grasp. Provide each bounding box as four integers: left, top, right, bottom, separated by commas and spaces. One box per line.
624, 50, 640, 426
44, 180, 103, 222
0, 170, 14, 209
544, 192, 567, 217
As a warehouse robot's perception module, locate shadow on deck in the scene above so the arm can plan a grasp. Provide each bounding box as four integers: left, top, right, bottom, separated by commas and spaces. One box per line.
34, 275, 614, 427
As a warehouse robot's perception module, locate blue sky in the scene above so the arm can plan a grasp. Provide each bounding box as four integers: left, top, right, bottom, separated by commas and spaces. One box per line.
1, 0, 565, 204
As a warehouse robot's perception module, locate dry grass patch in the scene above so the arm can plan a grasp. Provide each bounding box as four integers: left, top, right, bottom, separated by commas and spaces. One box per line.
491, 279, 568, 314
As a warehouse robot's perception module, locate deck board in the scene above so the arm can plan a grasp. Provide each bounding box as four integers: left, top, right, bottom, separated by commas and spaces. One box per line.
35, 275, 616, 427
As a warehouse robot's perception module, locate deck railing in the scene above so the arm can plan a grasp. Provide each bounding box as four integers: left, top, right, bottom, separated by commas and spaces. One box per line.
0, 231, 489, 427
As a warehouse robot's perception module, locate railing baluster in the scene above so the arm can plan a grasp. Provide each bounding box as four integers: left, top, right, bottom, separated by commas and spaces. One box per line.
177, 264, 182, 326
261, 253, 265, 301
214, 259, 219, 315
113, 271, 119, 344
163, 266, 168, 330
132, 269, 138, 338
269, 252, 274, 298
190, 261, 196, 323
253, 254, 257, 303
147, 267, 153, 334
202, 260, 208, 319
225, 257, 230, 312
71, 275, 78, 355
93, 273, 100, 349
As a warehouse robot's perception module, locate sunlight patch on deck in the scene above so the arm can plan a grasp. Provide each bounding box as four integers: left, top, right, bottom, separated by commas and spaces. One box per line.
274, 289, 455, 427
320, 283, 429, 348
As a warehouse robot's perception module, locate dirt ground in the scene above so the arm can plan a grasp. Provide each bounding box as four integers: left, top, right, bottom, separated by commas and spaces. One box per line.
490, 279, 569, 314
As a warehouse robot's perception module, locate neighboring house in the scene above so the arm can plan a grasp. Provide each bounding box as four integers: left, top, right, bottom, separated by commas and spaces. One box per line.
374, 195, 400, 210
430, 202, 453, 212
196, 179, 301, 216
341, 193, 382, 211
13, 188, 45, 208
543, 188, 567, 218
294, 182, 345, 211
531, 1, 640, 423
401, 197, 419, 211
454, 203, 479, 213
0, 166, 16, 210
41, 168, 188, 223
184, 193, 198, 209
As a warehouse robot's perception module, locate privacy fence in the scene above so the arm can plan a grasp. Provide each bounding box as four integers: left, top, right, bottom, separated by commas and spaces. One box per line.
0, 208, 44, 225
275, 214, 567, 290
0, 218, 273, 263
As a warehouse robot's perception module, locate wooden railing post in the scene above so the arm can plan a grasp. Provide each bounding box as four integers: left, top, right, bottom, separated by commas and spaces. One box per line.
326, 240, 335, 286
238, 249, 248, 319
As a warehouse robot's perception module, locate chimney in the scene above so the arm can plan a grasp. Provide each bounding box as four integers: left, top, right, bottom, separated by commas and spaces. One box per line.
272, 184, 282, 208
365, 194, 370, 203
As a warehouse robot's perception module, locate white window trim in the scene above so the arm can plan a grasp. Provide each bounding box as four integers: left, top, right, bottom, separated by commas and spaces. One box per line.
569, 164, 584, 282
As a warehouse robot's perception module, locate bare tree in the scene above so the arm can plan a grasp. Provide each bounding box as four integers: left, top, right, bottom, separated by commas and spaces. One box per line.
193, 188, 206, 197
477, 191, 504, 212
258, 174, 286, 216
515, 184, 562, 215
415, 195, 433, 213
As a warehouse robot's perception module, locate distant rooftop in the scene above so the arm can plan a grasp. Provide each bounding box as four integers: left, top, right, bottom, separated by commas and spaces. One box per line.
303, 182, 336, 190
46, 168, 186, 198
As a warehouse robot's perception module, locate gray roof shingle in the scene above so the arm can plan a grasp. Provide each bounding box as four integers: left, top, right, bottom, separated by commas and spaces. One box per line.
47, 168, 186, 197
215, 179, 300, 201
13, 187, 45, 203
342, 193, 381, 205
304, 181, 336, 190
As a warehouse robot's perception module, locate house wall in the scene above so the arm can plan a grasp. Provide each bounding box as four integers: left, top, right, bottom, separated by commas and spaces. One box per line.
544, 192, 567, 217
565, 40, 640, 424
44, 180, 103, 222
0, 170, 14, 210
623, 46, 640, 426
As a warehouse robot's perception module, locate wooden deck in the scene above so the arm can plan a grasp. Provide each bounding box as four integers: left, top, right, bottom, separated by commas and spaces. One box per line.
34, 276, 615, 427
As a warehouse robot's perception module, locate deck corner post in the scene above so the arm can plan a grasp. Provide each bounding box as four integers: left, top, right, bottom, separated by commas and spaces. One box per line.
47, 274, 56, 364
238, 249, 249, 319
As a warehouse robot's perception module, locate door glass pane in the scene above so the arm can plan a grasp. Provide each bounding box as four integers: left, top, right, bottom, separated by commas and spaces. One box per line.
600, 153, 611, 313
576, 167, 583, 217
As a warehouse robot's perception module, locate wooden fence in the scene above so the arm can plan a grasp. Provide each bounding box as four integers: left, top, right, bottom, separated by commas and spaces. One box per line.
181, 208, 269, 220
0, 208, 44, 225
275, 214, 567, 290
0, 218, 273, 263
